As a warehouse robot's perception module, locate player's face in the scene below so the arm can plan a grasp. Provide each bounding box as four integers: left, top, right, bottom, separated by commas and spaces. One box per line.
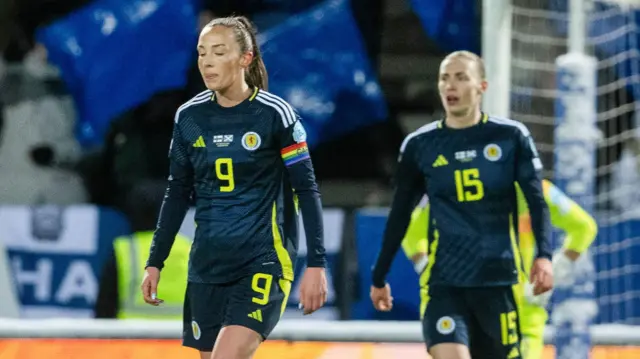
197, 25, 252, 92
438, 57, 487, 117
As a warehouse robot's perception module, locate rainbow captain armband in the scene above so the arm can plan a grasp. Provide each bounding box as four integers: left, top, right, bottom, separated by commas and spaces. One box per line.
281, 142, 310, 166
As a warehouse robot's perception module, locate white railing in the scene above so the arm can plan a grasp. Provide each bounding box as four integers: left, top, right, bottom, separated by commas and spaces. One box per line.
1, 319, 640, 345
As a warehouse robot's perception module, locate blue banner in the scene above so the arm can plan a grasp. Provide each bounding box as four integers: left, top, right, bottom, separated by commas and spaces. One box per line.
1, 206, 129, 317
258, 0, 388, 148
351, 209, 420, 321
410, 0, 479, 53
36, 0, 198, 148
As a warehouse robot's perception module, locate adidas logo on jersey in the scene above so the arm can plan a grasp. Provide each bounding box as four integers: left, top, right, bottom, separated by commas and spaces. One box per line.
432, 155, 449, 167
248, 309, 263, 322
508, 346, 520, 359
193, 136, 206, 148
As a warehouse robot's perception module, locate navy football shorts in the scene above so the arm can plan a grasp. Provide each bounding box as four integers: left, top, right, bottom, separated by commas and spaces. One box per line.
422, 285, 522, 359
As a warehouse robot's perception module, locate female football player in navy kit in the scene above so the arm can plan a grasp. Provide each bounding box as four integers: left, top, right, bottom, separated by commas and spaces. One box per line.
371, 51, 554, 359
141, 16, 328, 359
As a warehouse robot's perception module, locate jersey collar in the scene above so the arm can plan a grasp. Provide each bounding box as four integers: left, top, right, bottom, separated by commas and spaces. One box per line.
210, 87, 259, 111
438, 112, 489, 130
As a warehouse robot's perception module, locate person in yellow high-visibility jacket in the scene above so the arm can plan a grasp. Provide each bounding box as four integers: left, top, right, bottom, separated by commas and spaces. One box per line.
95, 230, 191, 319
402, 179, 598, 359
95, 185, 191, 319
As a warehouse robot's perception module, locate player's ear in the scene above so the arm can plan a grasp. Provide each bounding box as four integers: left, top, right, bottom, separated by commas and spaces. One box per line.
480, 80, 488, 93
239, 51, 253, 69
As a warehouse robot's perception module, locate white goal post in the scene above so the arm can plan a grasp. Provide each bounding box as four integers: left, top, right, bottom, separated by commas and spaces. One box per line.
482, 0, 512, 118
0, 319, 639, 345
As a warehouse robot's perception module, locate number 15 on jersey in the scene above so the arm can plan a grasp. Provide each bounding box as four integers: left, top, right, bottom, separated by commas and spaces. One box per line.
454, 168, 484, 202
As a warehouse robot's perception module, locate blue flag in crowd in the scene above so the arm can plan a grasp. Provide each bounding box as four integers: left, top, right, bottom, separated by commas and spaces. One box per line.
410, 0, 479, 53
37, 0, 198, 148
258, 0, 388, 148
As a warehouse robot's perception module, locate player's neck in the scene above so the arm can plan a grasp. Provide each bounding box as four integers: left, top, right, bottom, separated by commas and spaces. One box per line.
445, 108, 482, 129
215, 82, 253, 108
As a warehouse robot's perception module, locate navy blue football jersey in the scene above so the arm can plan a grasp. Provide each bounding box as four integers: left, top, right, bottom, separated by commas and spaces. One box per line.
147, 88, 326, 284
373, 113, 551, 287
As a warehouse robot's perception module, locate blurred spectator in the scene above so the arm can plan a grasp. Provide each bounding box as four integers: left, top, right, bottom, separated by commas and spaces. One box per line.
95, 185, 191, 319
77, 90, 183, 213
0, 47, 87, 205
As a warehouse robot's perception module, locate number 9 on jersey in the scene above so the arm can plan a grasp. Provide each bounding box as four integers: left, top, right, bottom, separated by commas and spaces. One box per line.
215, 158, 235, 192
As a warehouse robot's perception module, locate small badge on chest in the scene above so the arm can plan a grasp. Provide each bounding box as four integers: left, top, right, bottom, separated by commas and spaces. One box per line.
242, 132, 261, 151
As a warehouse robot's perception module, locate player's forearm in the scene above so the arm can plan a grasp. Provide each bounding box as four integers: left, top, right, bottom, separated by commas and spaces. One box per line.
286, 161, 326, 267
297, 190, 326, 267
146, 181, 192, 269
521, 180, 552, 259
532, 208, 552, 260
372, 187, 421, 288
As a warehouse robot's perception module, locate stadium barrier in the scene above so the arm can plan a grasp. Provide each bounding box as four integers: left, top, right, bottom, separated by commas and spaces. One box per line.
0, 319, 639, 359
2, 318, 640, 344
0, 341, 639, 359
0, 319, 640, 359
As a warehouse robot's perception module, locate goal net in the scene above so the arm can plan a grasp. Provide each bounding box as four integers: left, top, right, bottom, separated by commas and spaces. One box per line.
509, 0, 640, 329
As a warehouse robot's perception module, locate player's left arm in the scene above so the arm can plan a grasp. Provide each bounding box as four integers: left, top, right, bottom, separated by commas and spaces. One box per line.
372, 137, 425, 288
515, 128, 553, 295
515, 131, 552, 261
278, 117, 326, 269
277, 111, 327, 314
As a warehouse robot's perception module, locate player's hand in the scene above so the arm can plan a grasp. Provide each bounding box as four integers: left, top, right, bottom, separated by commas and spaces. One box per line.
298, 267, 328, 315
141, 266, 164, 306
530, 258, 554, 295
370, 283, 393, 311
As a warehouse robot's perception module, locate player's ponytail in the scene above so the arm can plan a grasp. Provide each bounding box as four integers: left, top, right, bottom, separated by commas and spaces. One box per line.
235, 16, 269, 91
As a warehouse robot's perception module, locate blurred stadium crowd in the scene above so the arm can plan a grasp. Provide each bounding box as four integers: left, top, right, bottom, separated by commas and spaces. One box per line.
0, 0, 427, 213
